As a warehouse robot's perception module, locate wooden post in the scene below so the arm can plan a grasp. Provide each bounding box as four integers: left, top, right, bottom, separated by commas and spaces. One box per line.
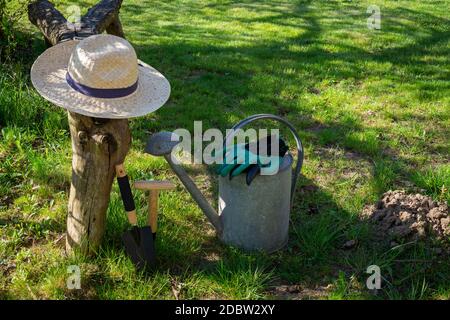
28, 0, 130, 254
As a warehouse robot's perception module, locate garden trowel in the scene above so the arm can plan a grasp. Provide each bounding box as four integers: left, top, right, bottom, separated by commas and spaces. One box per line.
115, 164, 155, 271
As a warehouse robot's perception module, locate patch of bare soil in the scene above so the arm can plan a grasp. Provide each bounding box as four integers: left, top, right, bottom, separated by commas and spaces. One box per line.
267, 284, 331, 300
362, 190, 449, 243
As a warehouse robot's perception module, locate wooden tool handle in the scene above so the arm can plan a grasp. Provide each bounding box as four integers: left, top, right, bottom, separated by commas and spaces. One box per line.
148, 190, 159, 233
134, 180, 175, 234
134, 180, 176, 190
115, 164, 137, 226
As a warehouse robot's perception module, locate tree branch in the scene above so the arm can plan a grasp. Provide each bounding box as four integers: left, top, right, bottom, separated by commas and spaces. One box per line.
28, 0, 74, 45
28, 0, 125, 44
82, 0, 124, 36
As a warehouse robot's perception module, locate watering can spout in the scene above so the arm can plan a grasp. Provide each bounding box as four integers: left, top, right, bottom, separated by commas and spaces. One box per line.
145, 132, 223, 234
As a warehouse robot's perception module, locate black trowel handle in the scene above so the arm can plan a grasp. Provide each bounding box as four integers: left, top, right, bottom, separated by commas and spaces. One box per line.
115, 164, 137, 226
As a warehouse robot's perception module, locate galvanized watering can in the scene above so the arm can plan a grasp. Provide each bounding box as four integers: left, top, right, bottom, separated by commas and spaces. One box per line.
145, 114, 304, 253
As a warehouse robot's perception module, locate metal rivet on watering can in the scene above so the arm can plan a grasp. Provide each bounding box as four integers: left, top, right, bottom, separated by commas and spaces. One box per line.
145, 114, 304, 253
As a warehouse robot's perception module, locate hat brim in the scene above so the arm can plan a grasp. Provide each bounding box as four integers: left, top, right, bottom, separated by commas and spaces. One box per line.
30, 40, 170, 119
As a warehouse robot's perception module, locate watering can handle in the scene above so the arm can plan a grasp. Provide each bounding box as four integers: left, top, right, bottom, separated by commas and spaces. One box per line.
224, 114, 304, 207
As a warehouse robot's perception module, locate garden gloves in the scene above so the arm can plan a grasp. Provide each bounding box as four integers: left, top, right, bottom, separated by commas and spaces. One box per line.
216, 135, 289, 185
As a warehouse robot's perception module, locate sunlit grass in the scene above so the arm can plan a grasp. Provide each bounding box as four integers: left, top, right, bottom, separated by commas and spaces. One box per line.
1, 0, 449, 299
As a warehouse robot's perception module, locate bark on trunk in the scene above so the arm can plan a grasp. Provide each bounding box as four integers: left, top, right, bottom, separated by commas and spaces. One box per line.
66, 114, 130, 253
28, 0, 130, 254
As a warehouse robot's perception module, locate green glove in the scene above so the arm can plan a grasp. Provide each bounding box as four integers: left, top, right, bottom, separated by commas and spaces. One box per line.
216, 143, 256, 177
217, 143, 282, 177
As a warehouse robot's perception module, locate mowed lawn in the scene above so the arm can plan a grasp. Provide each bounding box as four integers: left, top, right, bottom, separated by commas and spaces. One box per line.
0, 0, 449, 299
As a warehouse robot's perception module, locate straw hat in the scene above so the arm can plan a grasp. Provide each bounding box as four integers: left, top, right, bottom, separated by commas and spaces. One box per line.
30, 34, 170, 119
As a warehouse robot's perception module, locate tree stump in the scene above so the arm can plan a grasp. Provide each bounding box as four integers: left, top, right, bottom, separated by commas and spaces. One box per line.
28, 0, 131, 254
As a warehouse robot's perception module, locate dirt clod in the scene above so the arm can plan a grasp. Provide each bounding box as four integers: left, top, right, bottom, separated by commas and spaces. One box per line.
362, 190, 449, 243
308, 87, 321, 95
342, 239, 358, 250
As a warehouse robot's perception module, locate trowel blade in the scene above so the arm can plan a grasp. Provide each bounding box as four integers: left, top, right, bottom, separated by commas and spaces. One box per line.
122, 226, 156, 271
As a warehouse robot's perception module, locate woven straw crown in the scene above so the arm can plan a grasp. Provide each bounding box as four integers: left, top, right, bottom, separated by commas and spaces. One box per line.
68, 35, 139, 90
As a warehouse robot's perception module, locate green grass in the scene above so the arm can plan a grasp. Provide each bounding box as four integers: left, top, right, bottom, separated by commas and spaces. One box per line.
1, 0, 449, 299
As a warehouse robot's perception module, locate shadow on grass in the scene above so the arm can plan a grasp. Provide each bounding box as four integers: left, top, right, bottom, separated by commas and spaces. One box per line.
128, 0, 448, 155
112, 0, 449, 298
